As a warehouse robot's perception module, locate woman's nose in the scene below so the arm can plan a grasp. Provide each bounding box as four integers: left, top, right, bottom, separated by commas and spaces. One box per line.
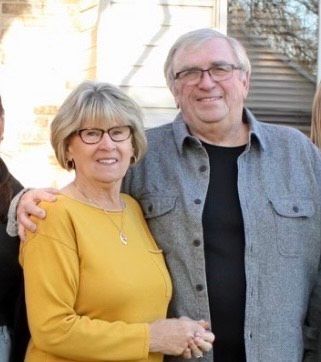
99, 132, 116, 149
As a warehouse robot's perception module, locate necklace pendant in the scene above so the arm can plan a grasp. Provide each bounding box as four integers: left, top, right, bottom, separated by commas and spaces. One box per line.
120, 232, 128, 245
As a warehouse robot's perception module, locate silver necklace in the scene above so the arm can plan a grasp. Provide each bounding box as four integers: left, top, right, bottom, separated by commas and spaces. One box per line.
103, 210, 128, 245
72, 182, 128, 245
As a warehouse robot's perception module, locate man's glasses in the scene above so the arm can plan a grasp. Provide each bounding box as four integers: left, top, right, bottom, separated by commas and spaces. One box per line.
174, 63, 243, 85
77, 125, 132, 144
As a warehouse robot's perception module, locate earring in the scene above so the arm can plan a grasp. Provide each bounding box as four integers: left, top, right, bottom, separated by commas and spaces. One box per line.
130, 155, 137, 165
66, 159, 75, 170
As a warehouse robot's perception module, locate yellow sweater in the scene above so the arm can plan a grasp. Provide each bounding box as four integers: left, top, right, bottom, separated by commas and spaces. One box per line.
20, 194, 172, 362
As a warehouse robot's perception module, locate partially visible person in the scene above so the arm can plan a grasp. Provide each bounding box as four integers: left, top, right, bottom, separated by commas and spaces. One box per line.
303, 82, 321, 361
19, 81, 214, 362
0, 95, 29, 362
311, 82, 321, 148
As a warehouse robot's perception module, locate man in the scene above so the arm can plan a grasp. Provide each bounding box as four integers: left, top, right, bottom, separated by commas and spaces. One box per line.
9, 28, 321, 361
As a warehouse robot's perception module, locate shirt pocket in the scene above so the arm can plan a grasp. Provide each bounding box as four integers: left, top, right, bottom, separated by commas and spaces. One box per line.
138, 193, 177, 254
139, 194, 177, 219
270, 197, 315, 257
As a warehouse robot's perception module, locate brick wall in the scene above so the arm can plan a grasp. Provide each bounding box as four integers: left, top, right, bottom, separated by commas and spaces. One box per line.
0, 0, 99, 187
0, 0, 222, 187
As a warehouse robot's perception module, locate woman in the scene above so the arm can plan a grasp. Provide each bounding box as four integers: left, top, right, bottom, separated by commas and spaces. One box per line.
304, 84, 321, 362
0, 95, 29, 362
20, 81, 214, 361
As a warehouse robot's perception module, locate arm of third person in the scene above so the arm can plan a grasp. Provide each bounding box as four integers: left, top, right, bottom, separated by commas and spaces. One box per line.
10, 188, 59, 240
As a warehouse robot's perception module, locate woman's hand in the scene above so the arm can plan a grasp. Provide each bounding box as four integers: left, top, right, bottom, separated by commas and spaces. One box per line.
149, 317, 214, 356
180, 318, 214, 359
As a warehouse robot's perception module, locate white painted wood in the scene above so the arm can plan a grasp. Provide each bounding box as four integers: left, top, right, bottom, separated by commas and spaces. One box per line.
96, 0, 220, 128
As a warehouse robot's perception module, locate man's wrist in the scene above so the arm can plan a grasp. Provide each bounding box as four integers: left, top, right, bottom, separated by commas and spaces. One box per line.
6, 188, 31, 236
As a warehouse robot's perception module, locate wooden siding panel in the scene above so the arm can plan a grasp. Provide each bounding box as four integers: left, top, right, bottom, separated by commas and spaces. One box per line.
246, 100, 313, 110
228, 22, 315, 134
103, 3, 213, 29
96, 0, 218, 127
143, 108, 178, 128
114, 0, 213, 5
249, 83, 314, 91
250, 73, 312, 82
120, 86, 176, 108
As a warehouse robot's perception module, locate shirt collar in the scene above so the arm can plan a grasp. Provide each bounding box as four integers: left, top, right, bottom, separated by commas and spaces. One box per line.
172, 113, 202, 155
244, 108, 267, 151
172, 108, 267, 154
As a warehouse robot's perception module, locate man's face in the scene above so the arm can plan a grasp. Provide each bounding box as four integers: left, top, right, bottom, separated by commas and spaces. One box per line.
171, 38, 250, 134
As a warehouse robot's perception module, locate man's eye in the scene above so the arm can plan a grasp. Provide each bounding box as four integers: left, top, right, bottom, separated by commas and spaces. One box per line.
184, 70, 200, 76
213, 65, 230, 72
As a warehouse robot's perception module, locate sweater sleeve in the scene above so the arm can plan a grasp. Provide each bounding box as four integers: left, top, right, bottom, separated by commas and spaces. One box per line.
6, 188, 28, 237
20, 202, 150, 361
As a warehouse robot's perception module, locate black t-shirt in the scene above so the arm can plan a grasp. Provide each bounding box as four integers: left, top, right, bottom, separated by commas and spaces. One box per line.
202, 143, 246, 362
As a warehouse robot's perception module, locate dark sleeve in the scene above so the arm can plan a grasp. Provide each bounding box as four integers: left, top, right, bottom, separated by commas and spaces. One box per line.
9, 278, 30, 362
8, 173, 29, 361
10, 173, 23, 197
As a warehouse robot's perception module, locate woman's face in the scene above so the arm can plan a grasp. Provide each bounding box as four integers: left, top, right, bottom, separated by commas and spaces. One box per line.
67, 123, 134, 188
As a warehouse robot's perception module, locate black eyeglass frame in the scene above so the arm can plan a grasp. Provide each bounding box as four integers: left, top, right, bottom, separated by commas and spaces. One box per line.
174, 63, 244, 82
76, 125, 133, 144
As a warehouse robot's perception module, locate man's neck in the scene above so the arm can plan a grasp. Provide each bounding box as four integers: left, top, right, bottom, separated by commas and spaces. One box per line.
189, 120, 249, 147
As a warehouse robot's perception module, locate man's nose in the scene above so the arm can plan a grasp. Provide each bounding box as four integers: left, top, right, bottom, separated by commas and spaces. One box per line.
198, 70, 217, 88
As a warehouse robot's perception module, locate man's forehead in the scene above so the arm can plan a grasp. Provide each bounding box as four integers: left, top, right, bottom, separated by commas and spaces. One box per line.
173, 38, 235, 68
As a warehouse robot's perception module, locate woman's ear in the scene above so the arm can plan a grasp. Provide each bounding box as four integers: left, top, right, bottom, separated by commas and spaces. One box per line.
65, 141, 75, 170
66, 139, 73, 159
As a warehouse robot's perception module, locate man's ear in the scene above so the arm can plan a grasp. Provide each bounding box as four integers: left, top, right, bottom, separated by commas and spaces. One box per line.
171, 84, 180, 109
241, 71, 250, 99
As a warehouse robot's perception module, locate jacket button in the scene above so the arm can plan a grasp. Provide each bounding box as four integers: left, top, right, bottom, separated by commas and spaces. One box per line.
199, 165, 207, 172
292, 205, 299, 213
196, 284, 204, 291
193, 239, 201, 247
194, 199, 202, 205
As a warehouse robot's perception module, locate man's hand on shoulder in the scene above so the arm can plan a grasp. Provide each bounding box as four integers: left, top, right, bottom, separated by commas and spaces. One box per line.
18, 188, 59, 240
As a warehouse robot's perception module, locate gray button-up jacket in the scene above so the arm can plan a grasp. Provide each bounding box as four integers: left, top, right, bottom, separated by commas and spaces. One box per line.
122, 109, 321, 362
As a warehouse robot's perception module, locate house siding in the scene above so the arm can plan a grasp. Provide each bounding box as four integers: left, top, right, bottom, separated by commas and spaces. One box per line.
228, 7, 316, 135
0, 0, 223, 187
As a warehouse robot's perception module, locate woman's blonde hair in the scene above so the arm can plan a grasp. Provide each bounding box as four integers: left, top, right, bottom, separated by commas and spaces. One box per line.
311, 83, 321, 149
51, 81, 147, 170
